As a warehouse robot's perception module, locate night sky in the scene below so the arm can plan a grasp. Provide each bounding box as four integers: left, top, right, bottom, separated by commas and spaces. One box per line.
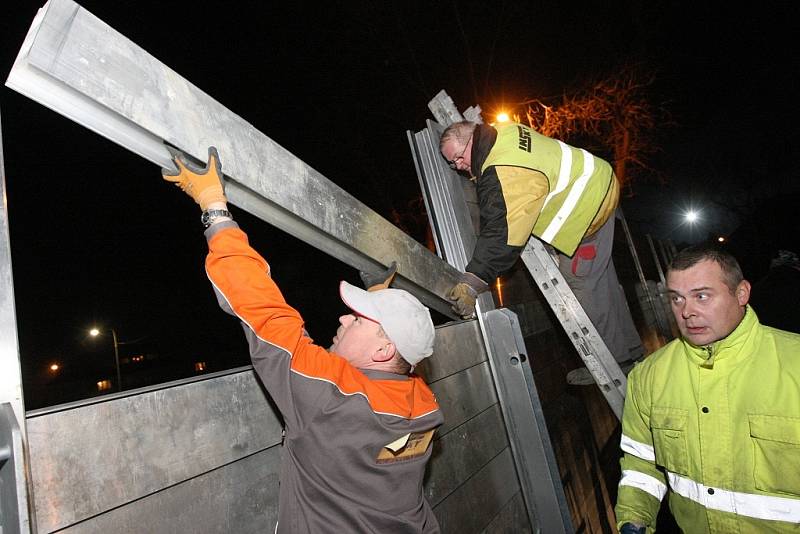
2, 2, 799, 407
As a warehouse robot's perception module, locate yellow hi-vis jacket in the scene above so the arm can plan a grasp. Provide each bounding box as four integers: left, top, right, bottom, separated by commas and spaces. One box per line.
615, 307, 800, 533
480, 123, 618, 257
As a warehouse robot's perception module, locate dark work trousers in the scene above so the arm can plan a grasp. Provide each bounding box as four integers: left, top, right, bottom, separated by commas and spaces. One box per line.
556, 210, 644, 363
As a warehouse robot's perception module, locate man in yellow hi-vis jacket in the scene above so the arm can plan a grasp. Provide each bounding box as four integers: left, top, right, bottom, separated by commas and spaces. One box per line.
615, 244, 800, 533
439, 121, 643, 369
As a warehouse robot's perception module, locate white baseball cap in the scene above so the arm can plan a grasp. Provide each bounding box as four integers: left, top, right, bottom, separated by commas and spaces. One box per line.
339, 281, 435, 366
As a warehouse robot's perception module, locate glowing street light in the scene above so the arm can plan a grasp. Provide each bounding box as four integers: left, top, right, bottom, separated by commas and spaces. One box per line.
89, 326, 122, 392
48, 362, 60, 373
684, 210, 699, 224
496, 112, 510, 123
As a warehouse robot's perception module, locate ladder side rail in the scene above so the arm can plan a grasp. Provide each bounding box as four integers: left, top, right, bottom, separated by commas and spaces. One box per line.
646, 234, 667, 286
520, 239, 626, 419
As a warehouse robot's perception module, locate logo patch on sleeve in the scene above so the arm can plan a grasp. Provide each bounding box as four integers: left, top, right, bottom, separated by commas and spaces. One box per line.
376, 429, 436, 464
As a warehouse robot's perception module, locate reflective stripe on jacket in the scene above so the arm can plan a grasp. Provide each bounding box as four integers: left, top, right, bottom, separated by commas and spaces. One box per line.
615, 307, 800, 533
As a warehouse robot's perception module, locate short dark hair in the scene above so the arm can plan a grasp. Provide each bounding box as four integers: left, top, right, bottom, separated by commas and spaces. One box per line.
669, 244, 744, 293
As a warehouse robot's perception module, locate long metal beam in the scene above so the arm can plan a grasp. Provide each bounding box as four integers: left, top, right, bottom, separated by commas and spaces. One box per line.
5, 0, 459, 318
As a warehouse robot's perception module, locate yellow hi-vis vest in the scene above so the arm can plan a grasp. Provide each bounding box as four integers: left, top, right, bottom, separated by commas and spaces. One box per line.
481, 123, 616, 256
615, 307, 800, 533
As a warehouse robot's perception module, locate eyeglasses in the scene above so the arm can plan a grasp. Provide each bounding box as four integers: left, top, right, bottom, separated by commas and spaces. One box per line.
445, 133, 473, 169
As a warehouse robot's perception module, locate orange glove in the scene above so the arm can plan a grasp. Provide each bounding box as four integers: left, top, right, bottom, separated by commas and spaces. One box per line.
162, 146, 226, 210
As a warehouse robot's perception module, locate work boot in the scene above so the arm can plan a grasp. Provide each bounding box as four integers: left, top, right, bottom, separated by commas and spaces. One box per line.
566, 358, 639, 386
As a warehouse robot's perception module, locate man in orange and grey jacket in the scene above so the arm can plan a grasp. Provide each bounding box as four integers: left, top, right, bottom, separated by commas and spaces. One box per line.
163, 147, 443, 533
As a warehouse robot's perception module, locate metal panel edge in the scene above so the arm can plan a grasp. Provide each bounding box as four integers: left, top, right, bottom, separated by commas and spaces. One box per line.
0, 105, 34, 533
483, 309, 572, 533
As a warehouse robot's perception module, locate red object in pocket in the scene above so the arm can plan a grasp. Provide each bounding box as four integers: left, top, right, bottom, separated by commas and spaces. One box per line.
572, 244, 597, 275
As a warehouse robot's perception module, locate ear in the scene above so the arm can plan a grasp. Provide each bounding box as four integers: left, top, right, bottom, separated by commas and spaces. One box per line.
371, 342, 397, 363
736, 280, 751, 306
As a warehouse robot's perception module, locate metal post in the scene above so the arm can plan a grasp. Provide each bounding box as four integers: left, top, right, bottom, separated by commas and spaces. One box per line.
0, 403, 31, 534
646, 234, 666, 285
666, 240, 678, 260
0, 106, 32, 534
111, 328, 122, 392
657, 238, 671, 272
618, 211, 671, 341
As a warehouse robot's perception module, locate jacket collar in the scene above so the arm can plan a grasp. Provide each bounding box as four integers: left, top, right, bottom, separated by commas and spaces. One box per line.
681, 305, 760, 368
470, 123, 497, 180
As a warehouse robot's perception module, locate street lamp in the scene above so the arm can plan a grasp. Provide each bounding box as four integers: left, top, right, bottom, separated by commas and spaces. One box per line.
89, 326, 122, 392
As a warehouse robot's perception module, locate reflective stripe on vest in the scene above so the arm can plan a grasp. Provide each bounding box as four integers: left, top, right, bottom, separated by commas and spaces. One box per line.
541, 139, 573, 211
540, 147, 595, 243
620, 470, 668, 501
620, 434, 656, 462
668, 472, 800, 523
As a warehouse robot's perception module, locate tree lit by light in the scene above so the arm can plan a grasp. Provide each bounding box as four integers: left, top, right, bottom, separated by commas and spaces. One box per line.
496, 112, 510, 123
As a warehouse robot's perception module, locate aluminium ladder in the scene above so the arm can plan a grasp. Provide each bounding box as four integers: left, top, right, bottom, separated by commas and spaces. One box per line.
519, 238, 626, 418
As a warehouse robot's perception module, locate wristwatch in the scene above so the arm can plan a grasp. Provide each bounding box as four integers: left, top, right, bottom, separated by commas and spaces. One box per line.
201, 209, 233, 228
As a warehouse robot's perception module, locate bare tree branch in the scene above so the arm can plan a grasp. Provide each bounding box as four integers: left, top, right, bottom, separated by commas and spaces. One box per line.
522, 63, 673, 193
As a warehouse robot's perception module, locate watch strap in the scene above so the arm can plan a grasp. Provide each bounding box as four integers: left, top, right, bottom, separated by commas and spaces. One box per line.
201, 209, 233, 228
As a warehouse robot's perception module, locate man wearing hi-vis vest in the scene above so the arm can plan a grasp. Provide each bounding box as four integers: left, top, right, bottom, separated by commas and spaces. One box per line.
615, 244, 800, 533
439, 121, 643, 369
